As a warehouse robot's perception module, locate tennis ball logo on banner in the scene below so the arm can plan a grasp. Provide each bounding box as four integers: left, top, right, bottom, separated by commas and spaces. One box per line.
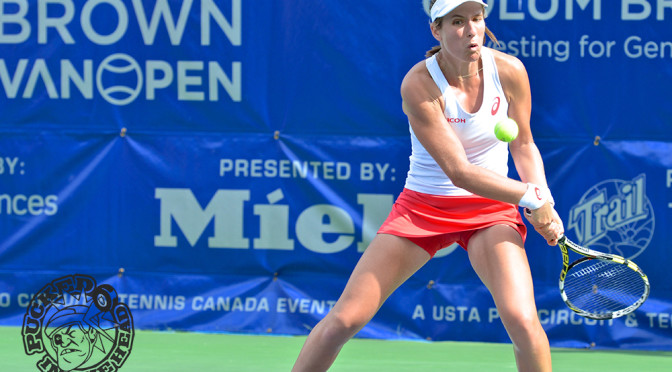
21, 274, 134, 372
567, 174, 654, 260
98, 54, 143, 106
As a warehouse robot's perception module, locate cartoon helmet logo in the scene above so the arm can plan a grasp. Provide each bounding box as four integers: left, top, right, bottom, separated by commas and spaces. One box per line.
45, 306, 101, 371
22, 275, 134, 372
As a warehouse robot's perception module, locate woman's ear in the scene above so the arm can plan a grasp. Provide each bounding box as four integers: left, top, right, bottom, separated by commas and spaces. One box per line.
430, 23, 441, 42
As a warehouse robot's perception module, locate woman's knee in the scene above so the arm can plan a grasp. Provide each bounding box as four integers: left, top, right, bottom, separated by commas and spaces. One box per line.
318, 307, 372, 340
498, 306, 542, 337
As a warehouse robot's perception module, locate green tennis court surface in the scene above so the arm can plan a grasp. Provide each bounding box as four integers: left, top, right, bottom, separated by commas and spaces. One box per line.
3, 326, 671, 371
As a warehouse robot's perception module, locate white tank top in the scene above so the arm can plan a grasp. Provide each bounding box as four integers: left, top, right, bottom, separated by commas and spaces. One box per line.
404, 47, 510, 196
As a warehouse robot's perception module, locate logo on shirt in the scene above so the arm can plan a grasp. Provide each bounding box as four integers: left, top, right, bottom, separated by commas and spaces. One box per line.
491, 97, 501, 116
446, 117, 466, 124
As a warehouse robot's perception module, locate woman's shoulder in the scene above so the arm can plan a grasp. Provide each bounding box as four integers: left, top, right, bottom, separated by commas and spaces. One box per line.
404, 59, 432, 81
401, 59, 436, 96
488, 47, 529, 90
400, 57, 444, 115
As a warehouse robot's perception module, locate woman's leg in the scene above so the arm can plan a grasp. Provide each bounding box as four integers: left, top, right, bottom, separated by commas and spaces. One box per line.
467, 225, 552, 372
292, 233, 431, 372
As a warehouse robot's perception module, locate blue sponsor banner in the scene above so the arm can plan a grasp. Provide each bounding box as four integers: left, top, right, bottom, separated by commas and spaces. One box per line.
1, 0, 671, 351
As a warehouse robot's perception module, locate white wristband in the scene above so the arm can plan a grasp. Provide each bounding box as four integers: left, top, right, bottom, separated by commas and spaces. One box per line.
519, 183, 547, 210
546, 187, 555, 206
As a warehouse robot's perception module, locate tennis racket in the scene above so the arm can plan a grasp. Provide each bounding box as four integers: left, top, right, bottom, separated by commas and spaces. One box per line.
557, 235, 650, 320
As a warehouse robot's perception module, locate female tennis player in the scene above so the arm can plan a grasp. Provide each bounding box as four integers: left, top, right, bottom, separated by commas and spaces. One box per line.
292, 1, 563, 371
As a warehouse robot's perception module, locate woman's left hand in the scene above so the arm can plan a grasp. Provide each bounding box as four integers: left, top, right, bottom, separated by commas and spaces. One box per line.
524, 204, 564, 246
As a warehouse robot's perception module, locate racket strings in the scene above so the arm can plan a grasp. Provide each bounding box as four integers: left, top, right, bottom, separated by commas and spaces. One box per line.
563, 259, 645, 315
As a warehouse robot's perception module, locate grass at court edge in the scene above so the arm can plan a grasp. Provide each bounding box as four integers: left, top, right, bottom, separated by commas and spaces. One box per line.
2, 326, 672, 371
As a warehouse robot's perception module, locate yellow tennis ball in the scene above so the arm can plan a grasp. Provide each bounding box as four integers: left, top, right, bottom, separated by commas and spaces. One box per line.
494, 118, 519, 142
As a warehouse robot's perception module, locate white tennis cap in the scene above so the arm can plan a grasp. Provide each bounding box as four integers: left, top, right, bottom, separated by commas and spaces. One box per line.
430, 0, 488, 22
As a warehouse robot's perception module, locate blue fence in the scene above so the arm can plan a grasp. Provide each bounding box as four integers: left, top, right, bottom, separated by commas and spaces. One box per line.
1, 0, 671, 350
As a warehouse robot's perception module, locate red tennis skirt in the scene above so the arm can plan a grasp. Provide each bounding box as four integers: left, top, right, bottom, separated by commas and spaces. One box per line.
378, 188, 527, 257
